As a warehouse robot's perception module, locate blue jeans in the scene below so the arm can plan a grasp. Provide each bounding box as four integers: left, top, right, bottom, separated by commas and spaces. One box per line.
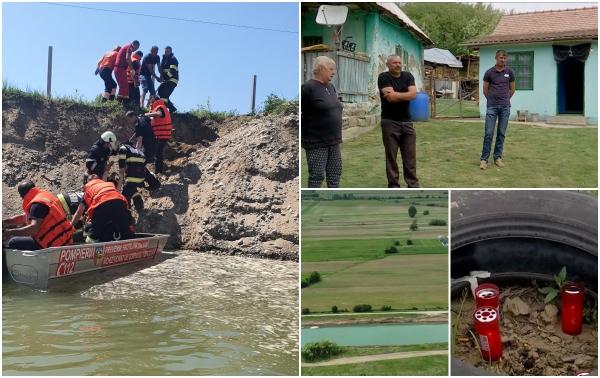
140, 75, 156, 97
481, 106, 510, 161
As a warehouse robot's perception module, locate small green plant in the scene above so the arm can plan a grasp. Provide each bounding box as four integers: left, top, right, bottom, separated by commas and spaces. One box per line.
301, 278, 309, 288
302, 308, 310, 315
423, 210, 430, 216
301, 341, 343, 362
309, 271, 321, 284
353, 304, 372, 312
384, 246, 399, 254
410, 220, 418, 231
429, 219, 447, 226
394, 240, 400, 246
406, 239, 413, 245
331, 305, 338, 313
538, 266, 567, 303
190, 97, 237, 121
262, 93, 298, 115
381, 305, 392, 311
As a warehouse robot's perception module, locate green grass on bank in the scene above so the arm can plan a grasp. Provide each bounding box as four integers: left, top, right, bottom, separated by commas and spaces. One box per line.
301, 312, 422, 321
3, 83, 296, 121
301, 355, 448, 376
3, 81, 125, 112
301, 119, 597, 188
338, 343, 448, 358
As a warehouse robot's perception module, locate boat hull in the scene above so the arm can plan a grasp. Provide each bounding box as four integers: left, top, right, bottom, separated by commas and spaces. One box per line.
4, 233, 169, 289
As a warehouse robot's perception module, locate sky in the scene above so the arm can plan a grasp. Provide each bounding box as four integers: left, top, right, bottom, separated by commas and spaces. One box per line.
2, 2, 299, 113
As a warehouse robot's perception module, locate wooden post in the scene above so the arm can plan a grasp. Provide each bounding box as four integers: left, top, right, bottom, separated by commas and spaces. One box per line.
459, 79, 463, 117
250, 74, 257, 114
466, 57, 471, 79
47, 46, 53, 98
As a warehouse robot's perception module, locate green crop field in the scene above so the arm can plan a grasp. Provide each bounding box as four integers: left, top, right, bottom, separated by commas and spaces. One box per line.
301, 193, 448, 313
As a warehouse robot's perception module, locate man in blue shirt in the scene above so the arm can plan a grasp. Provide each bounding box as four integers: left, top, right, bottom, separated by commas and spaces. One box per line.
480, 50, 515, 170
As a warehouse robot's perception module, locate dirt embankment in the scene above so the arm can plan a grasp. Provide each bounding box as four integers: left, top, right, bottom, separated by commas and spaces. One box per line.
2, 93, 298, 260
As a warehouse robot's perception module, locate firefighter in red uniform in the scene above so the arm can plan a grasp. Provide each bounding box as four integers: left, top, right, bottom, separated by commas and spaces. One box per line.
2, 181, 74, 250
71, 175, 135, 242
126, 51, 143, 109
114, 40, 140, 104
145, 97, 173, 174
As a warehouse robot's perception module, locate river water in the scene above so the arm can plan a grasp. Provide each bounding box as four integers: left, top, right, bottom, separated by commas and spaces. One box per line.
302, 323, 448, 347
3, 251, 299, 375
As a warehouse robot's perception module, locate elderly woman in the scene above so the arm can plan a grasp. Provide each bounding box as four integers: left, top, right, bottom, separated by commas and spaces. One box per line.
301, 55, 343, 188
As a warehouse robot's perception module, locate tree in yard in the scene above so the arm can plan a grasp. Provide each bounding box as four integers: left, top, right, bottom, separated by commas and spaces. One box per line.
401, 3, 503, 56
408, 205, 417, 218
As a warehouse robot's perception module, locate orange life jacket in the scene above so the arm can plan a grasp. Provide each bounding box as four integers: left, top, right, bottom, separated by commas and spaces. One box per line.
83, 179, 128, 219
150, 100, 173, 140
126, 54, 142, 84
99, 50, 118, 70
21, 188, 74, 248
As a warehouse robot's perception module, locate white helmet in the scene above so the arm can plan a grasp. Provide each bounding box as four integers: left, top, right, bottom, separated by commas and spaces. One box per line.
101, 131, 118, 151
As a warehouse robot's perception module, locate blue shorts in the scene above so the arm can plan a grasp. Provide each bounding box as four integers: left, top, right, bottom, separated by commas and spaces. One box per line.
140, 75, 156, 96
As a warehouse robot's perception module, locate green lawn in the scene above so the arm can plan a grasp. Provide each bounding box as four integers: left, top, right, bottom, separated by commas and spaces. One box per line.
301, 355, 448, 376
301, 120, 598, 187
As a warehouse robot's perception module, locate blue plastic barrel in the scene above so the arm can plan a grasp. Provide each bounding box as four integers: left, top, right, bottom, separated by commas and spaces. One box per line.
409, 92, 430, 122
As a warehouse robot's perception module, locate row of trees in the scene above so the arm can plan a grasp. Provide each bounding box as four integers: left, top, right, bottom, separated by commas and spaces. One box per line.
302, 304, 393, 315
401, 2, 503, 56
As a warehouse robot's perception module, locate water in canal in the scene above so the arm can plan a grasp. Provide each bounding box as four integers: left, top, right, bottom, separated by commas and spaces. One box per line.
302, 323, 448, 346
3, 251, 299, 375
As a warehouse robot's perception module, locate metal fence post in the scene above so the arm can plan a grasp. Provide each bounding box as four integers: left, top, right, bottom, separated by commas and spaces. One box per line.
47, 46, 53, 98
250, 74, 257, 114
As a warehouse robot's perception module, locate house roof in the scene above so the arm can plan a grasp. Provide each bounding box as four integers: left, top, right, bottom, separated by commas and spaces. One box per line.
301, 3, 434, 47
424, 48, 463, 68
374, 3, 434, 46
464, 7, 598, 47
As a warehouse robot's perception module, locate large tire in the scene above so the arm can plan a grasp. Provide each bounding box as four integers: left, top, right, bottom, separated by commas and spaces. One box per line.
451, 190, 597, 290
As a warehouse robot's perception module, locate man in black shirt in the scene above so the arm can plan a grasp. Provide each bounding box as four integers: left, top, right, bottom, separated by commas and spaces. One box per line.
126, 110, 157, 167
85, 131, 118, 182
140, 46, 161, 108
377, 55, 419, 188
157, 46, 179, 113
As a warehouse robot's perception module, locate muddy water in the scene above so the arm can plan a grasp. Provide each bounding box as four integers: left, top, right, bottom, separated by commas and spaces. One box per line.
3, 251, 299, 375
